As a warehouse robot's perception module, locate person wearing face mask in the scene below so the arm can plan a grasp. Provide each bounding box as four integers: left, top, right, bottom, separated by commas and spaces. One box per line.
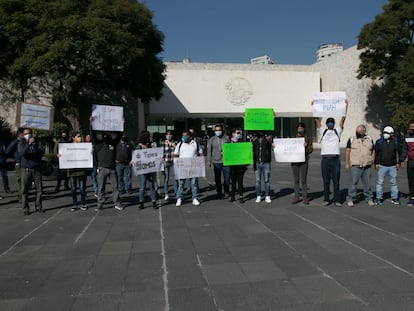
315, 107, 347, 206
291, 122, 313, 205
162, 130, 177, 201
18, 129, 44, 215
54, 130, 70, 192
252, 131, 273, 203
374, 126, 405, 205
228, 129, 247, 203
174, 131, 203, 207
403, 120, 414, 206
344, 125, 375, 207
207, 124, 230, 199
115, 133, 133, 195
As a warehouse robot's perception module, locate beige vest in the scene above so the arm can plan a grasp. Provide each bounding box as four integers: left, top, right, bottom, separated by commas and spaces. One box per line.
349, 136, 373, 167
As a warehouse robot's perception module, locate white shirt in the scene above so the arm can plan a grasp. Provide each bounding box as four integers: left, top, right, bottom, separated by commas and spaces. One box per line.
319, 127, 342, 155
174, 140, 202, 158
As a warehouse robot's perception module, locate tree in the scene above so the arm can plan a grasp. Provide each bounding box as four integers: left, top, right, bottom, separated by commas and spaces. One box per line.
0, 0, 165, 130
357, 0, 414, 130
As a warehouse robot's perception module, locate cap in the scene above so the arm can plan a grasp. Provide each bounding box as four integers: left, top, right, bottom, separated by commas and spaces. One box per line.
326, 117, 335, 124
383, 126, 394, 134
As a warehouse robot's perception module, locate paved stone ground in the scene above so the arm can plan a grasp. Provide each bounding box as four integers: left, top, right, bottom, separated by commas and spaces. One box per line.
0, 151, 413, 311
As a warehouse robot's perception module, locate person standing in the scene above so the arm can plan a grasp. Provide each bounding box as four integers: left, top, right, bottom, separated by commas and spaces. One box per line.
207, 124, 230, 198
291, 122, 313, 205
85, 134, 98, 197
403, 120, 414, 206
54, 130, 70, 192
315, 112, 346, 206
18, 129, 44, 214
374, 126, 405, 205
252, 132, 273, 203
345, 125, 375, 207
174, 131, 203, 207
228, 129, 247, 203
162, 130, 177, 201
5, 129, 23, 202
0, 135, 10, 196
116, 133, 133, 195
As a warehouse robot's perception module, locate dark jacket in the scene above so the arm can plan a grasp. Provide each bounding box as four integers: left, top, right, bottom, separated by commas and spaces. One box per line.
404, 132, 414, 163
18, 139, 44, 170
5, 138, 22, 163
374, 137, 403, 167
252, 136, 273, 164
116, 140, 133, 164
91, 130, 122, 169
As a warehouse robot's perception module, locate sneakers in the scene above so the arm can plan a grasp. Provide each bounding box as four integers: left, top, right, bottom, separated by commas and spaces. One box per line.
347, 201, 354, 207
322, 201, 330, 206
391, 199, 401, 205
71, 206, 78, 211
408, 198, 414, 206
292, 197, 300, 204
176, 199, 182, 207
239, 196, 244, 204
375, 198, 382, 206
256, 196, 261, 203
192, 198, 200, 206
80, 205, 88, 211
95, 206, 102, 211
303, 197, 309, 205
139, 202, 144, 209
164, 194, 169, 201
367, 200, 375, 207
335, 202, 342, 207
114, 205, 124, 211
153, 201, 159, 209
265, 196, 271, 203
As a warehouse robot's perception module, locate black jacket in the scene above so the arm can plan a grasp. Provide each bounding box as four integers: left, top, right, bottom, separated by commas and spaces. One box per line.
18, 139, 44, 170
116, 140, 133, 164
252, 137, 272, 164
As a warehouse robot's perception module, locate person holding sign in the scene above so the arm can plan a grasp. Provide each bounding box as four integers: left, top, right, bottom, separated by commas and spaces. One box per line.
228, 129, 248, 203
291, 123, 313, 205
174, 131, 203, 207
207, 124, 230, 199
252, 132, 273, 203
163, 130, 177, 201
315, 105, 347, 206
116, 133, 133, 195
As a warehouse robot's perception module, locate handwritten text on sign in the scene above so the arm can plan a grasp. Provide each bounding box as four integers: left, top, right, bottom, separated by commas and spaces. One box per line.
20, 103, 53, 130
244, 108, 275, 131
273, 138, 305, 163
312, 92, 347, 117
222, 142, 253, 166
132, 147, 164, 175
58, 143, 93, 169
92, 104, 124, 132
173, 157, 206, 179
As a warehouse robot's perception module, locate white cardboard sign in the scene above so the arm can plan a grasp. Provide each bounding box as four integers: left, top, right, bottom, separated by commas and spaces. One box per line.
58, 143, 93, 169
312, 91, 347, 117
273, 138, 305, 163
173, 157, 206, 179
91, 104, 124, 132
132, 147, 164, 175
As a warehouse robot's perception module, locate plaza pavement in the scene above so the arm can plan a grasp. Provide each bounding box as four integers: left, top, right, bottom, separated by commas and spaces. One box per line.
0, 150, 414, 311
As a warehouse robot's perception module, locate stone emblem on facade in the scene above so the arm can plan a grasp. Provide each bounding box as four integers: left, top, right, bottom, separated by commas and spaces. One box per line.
225, 77, 253, 106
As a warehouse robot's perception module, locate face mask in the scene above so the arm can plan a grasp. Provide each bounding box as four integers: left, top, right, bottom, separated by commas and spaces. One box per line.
24, 134, 32, 141
356, 132, 365, 139
297, 129, 305, 135
166, 135, 172, 141
383, 133, 391, 140
236, 134, 242, 140
326, 122, 334, 129
181, 136, 188, 143
74, 137, 82, 143
215, 131, 222, 137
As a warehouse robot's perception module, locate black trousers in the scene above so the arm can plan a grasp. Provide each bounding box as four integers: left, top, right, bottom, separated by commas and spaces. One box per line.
21, 168, 42, 211
408, 161, 414, 198
230, 166, 246, 197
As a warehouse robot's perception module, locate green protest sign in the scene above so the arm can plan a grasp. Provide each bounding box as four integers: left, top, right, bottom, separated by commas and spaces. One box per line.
244, 108, 274, 131
222, 142, 253, 166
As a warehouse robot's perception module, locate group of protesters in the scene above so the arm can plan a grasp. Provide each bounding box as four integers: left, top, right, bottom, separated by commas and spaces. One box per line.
1, 113, 414, 215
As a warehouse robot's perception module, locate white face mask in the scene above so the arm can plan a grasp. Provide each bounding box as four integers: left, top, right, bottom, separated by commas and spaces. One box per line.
215, 131, 222, 137
24, 134, 32, 141
166, 135, 172, 141
383, 133, 391, 140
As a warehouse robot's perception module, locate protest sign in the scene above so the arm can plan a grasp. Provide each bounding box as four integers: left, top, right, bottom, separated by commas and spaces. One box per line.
312, 91, 347, 117
173, 157, 206, 179
244, 108, 274, 131
16, 102, 54, 130
273, 138, 305, 163
222, 142, 253, 166
58, 143, 93, 169
132, 147, 164, 176
91, 104, 124, 132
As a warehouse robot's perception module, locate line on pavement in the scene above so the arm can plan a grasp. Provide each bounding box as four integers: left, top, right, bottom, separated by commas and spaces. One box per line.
159, 207, 170, 311
0, 209, 64, 258
73, 212, 99, 245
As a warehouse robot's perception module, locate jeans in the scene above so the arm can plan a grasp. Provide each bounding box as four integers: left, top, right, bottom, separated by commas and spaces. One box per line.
116, 163, 131, 192
70, 175, 87, 206
91, 166, 98, 194
408, 161, 414, 198
291, 162, 308, 198
376, 165, 399, 200
21, 168, 42, 211
163, 163, 177, 196
176, 178, 198, 200
0, 167, 9, 192
255, 162, 271, 197
139, 173, 157, 202
346, 166, 373, 202
321, 157, 341, 202
213, 163, 230, 195
96, 167, 120, 208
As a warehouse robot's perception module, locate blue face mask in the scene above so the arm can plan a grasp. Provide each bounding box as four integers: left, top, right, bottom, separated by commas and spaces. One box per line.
181, 136, 188, 143
327, 122, 334, 129
236, 134, 242, 139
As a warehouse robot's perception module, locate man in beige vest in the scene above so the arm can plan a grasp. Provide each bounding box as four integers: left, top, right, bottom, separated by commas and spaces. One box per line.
345, 125, 375, 207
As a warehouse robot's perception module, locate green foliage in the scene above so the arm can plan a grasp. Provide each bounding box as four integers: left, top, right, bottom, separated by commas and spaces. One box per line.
357, 0, 414, 126
0, 117, 12, 141
390, 104, 414, 132
33, 122, 68, 140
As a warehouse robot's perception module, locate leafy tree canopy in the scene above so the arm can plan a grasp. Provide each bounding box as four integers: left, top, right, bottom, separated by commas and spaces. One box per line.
0, 0, 165, 107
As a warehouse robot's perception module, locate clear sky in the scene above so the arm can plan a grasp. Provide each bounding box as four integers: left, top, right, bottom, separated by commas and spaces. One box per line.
142, 0, 389, 65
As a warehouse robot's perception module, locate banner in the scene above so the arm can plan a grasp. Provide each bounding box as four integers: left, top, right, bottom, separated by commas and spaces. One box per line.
132, 147, 164, 176
312, 92, 347, 117
244, 108, 274, 131
17, 102, 54, 130
222, 142, 253, 166
58, 143, 93, 169
91, 104, 124, 132
273, 138, 305, 163
173, 156, 206, 179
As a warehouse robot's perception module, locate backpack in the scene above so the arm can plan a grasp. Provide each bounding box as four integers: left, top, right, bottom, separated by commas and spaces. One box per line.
320, 128, 340, 143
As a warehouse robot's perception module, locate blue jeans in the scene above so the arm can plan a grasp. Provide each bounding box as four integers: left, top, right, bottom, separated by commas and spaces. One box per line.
163, 162, 177, 196
376, 165, 399, 200
139, 173, 157, 202
176, 178, 198, 200
70, 175, 87, 206
213, 163, 230, 195
321, 157, 341, 202
116, 163, 131, 192
91, 166, 98, 194
255, 162, 271, 196
346, 166, 373, 202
